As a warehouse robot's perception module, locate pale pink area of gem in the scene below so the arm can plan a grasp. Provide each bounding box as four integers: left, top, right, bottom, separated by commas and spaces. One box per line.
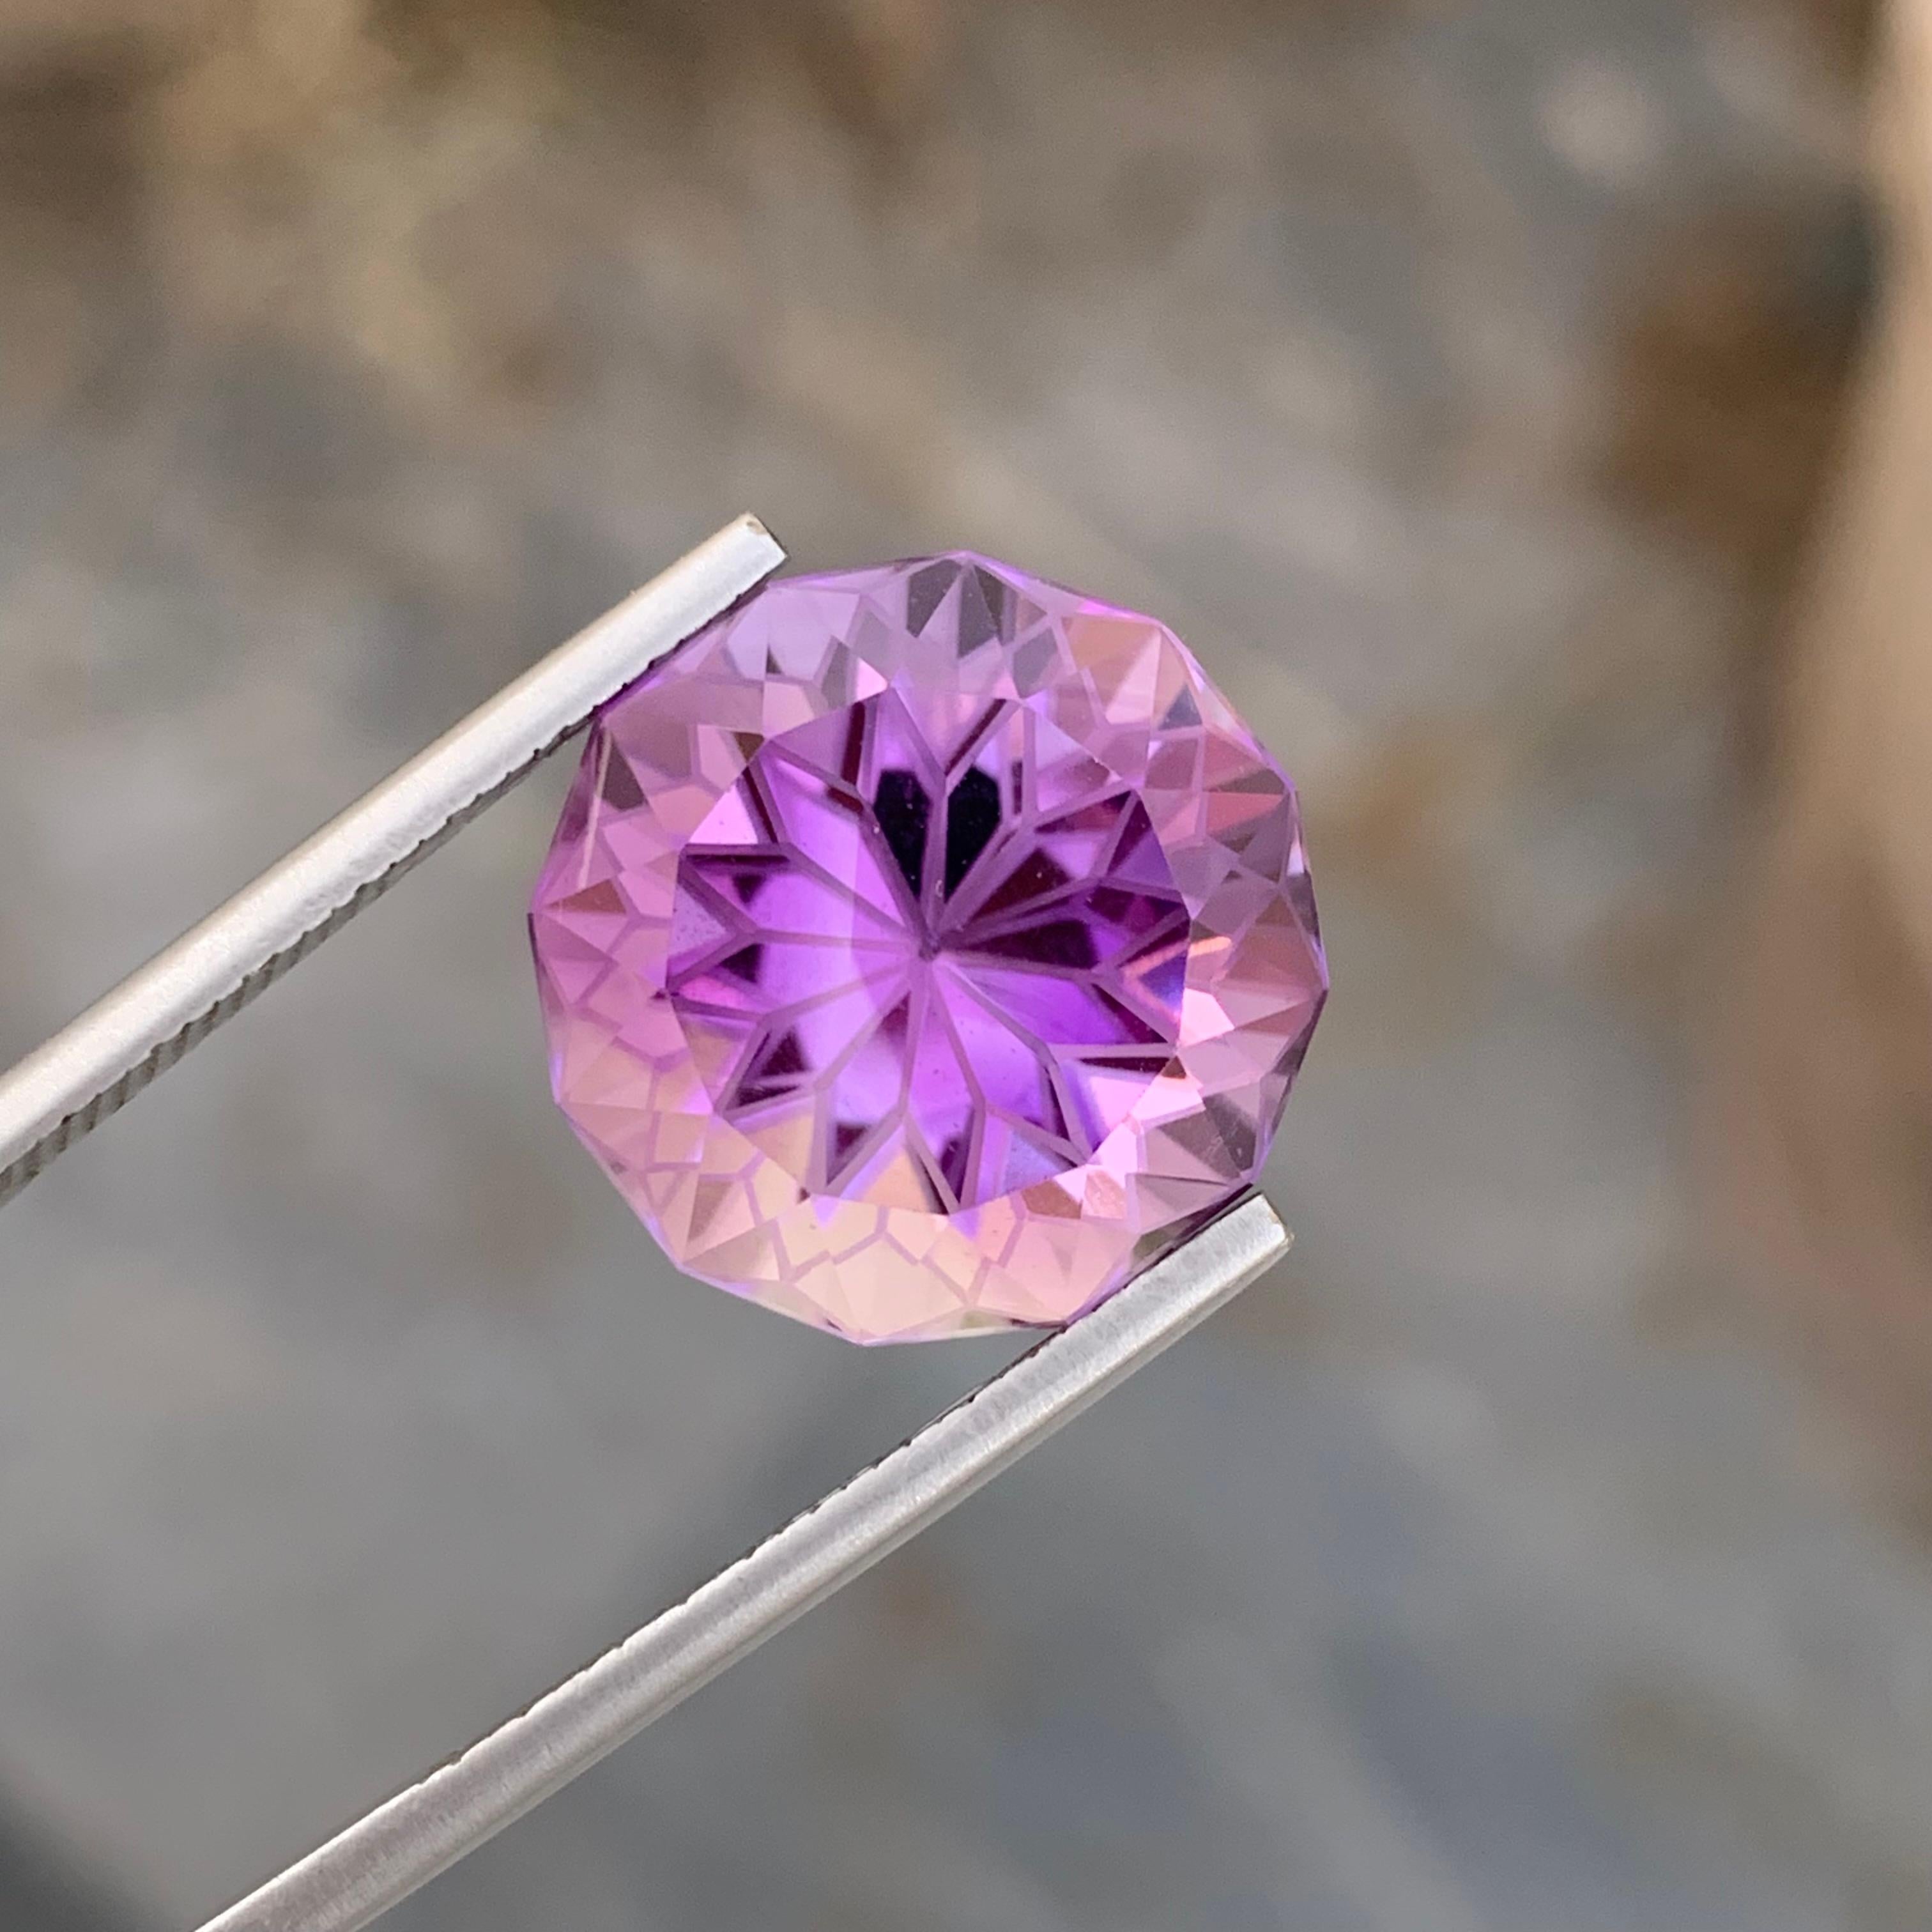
530, 554, 1326, 1341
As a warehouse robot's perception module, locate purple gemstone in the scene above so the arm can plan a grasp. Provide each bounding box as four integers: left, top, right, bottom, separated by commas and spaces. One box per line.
530, 554, 1326, 1342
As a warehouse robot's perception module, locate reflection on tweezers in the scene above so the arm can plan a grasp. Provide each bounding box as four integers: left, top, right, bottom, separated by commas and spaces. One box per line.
0, 515, 1292, 1932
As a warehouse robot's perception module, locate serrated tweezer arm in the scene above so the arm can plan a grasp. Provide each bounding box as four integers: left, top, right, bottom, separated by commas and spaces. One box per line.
0, 514, 786, 1204
0, 516, 1292, 1932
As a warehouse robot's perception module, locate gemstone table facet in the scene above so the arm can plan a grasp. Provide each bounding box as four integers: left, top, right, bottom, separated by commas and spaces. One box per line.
530, 554, 1325, 1341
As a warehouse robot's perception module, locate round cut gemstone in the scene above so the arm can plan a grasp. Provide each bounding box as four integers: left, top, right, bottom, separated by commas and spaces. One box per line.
530, 554, 1326, 1342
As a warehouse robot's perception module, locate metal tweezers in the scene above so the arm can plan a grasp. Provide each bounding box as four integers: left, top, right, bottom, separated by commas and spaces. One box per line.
0, 517, 1291, 1932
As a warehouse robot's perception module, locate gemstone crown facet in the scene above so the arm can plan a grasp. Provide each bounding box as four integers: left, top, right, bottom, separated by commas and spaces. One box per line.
530, 553, 1325, 1342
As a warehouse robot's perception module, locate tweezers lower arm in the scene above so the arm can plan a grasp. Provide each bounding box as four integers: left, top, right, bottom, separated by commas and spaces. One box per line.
201, 1193, 1287, 1932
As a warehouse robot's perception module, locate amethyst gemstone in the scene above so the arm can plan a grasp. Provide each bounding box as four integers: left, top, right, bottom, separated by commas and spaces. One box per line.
530, 553, 1325, 1341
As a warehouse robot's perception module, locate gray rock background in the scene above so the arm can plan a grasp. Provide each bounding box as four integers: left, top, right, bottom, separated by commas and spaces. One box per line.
1, 1, 1924, 1927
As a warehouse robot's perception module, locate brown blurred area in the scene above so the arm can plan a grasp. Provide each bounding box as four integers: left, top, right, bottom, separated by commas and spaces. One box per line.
6, 1, 1932, 1928
1708, 0, 1932, 1511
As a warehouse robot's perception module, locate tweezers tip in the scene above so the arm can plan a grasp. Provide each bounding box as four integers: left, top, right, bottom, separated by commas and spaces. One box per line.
732, 511, 786, 560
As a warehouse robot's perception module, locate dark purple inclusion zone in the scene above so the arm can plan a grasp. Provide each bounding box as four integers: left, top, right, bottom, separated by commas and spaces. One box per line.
664, 692, 1191, 1214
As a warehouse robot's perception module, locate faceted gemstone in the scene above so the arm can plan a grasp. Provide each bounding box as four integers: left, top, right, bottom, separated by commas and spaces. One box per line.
530, 554, 1326, 1342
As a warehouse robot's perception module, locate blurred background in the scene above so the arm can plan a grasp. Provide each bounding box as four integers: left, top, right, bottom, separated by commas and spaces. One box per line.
3, 0, 1931, 1926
